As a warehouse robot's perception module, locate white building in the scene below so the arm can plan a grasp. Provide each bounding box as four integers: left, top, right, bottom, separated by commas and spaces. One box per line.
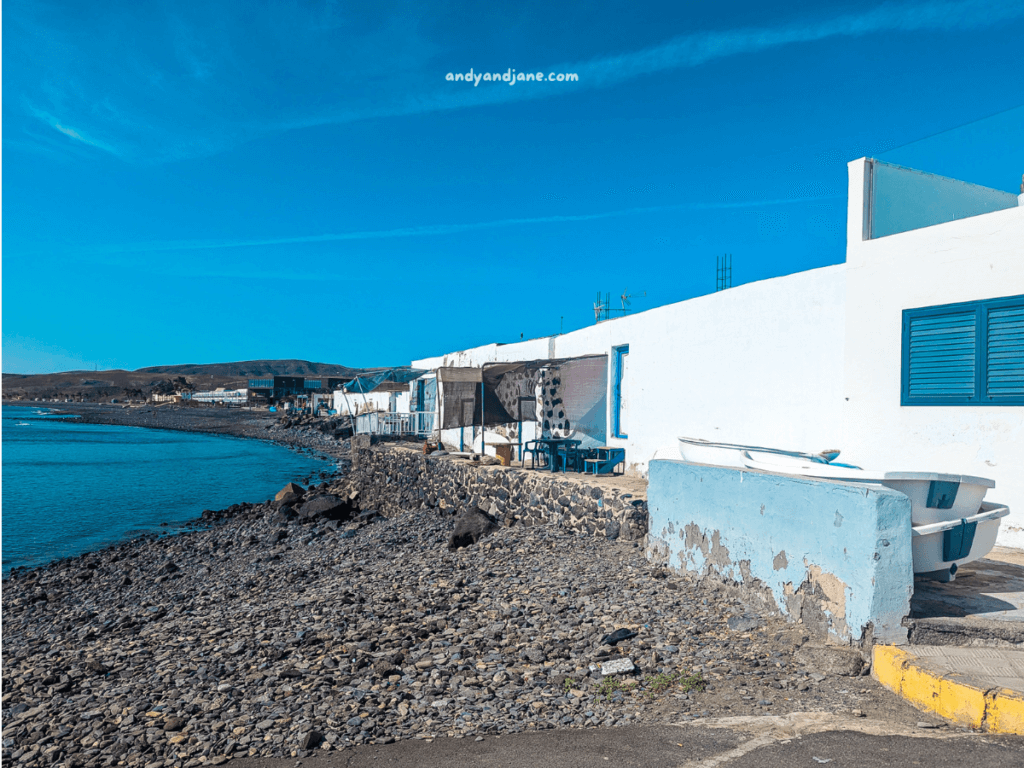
332, 389, 411, 416
412, 158, 1024, 547
190, 388, 249, 405
149, 393, 183, 403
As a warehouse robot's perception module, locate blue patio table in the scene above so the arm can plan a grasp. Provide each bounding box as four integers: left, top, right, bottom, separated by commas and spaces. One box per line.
584, 446, 626, 476
532, 437, 582, 473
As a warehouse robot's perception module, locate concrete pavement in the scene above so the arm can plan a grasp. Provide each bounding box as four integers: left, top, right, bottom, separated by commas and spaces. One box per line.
873, 549, 1024, 734
228, 712, 1024, 767
873, 644, 1024, 734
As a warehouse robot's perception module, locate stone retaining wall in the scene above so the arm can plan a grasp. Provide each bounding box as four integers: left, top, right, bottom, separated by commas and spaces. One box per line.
348, 442, 648, 541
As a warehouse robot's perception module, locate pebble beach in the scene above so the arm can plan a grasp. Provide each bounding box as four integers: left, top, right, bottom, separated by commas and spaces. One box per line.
2, 405, 931, 768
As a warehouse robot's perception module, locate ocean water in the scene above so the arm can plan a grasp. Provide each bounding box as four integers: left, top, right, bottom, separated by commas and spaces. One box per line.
1, 406, 333, 574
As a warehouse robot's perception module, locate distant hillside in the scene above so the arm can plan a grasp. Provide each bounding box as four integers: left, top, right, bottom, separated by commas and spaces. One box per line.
2, 359, 383, 402
136, 359, 369, 378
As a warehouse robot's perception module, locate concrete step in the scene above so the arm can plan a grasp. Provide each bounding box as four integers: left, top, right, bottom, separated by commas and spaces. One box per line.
874, 644, 1024, 733
907, 549, 1024, 647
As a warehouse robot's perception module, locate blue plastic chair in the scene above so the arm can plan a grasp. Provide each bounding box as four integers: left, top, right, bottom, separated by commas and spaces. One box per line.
521, 440, 549, 469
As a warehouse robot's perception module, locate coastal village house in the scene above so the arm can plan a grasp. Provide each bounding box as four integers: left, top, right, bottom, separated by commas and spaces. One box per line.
407, 158, 1024, 549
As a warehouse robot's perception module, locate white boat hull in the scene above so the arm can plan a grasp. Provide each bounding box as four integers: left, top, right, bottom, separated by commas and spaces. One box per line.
739, 452, 995, 527
675, 437, 1006, 583
911, 502, 1009, 580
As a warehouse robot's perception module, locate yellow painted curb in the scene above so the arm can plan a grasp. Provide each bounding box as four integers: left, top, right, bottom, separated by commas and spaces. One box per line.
872, 645, 1024, 735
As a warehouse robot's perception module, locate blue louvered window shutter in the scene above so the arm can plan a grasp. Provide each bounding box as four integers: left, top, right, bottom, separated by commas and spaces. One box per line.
985, 303, 1024, 402
905, 311, 977, 402
903, 295, 1024, 406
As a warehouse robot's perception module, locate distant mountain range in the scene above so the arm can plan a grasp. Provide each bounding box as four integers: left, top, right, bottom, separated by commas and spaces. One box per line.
2, 359, 382, 401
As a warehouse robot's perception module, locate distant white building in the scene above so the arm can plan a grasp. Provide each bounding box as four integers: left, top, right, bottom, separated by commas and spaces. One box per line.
412, 158, 1024, 547
149, 393, 183, 403
191, 388, 248, 405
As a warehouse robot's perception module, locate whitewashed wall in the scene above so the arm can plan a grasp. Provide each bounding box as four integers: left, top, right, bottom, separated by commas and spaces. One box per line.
409, 159, 1022, 549
845, 158, 1024, 548
550, 266, 848, 473
415, 267, 848, 470
415, 337, 554, 370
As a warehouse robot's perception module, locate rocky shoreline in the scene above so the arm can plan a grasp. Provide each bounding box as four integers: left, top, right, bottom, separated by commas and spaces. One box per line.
3, 405, 937, 768
4, 485, 934, 768
4, 402, 348, 456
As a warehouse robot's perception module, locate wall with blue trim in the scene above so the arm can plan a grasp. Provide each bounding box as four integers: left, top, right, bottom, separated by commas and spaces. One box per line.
646, 459, 914, 644
846, 159, 1024, 549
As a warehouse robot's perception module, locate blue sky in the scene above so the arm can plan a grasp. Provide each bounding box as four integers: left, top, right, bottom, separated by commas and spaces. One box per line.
3, 0, 1023, 374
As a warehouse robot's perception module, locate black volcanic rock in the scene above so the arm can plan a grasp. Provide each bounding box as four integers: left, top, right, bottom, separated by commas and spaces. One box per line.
447, 506, 500, 550
297, 494, 355, 522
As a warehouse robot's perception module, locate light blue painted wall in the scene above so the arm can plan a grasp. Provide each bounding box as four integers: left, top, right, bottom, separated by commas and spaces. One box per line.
647, 460, 914, 644
869, 159, 1018, 239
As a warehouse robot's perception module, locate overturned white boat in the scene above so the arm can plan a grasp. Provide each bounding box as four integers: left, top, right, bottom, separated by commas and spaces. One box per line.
738, 451, 994, 524
674, 437, 1008, 582
738, 450, 1009, 582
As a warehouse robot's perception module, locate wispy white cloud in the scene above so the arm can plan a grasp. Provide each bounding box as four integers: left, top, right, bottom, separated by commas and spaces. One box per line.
26, 104, 124, 157
82, 193, 841, 256
10, 0, 1024, 162
260, 0, 1024, 137
572, 0, 1024, 89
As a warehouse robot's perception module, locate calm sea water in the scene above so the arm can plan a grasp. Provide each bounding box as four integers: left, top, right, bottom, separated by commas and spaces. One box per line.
1, 405, 332, 574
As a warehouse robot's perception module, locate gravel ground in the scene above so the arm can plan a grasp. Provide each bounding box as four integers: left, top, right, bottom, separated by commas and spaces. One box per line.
3, 402, 942, 768
4, 480, 936, 768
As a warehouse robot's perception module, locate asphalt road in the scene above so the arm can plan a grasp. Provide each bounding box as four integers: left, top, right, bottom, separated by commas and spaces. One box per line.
228, 714, 1024, 768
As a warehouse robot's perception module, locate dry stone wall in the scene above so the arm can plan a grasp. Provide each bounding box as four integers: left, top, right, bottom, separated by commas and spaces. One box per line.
348, 444, 648, 541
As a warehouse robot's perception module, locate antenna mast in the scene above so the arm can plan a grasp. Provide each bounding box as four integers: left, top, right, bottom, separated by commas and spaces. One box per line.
716, 254, 733, 291
593, 289, 645, 323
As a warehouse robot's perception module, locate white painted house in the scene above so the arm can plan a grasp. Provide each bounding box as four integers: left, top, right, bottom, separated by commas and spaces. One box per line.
332, 389, 411, 416
412, 159, 1024, 547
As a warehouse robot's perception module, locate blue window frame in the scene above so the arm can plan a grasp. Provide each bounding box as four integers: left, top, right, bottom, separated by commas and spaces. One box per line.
902, 295, 1024, 406
613, 344, 629, 437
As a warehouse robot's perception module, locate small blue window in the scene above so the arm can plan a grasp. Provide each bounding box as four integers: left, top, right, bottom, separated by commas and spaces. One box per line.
902, 295, 1024, 405
613, 344, 629, 438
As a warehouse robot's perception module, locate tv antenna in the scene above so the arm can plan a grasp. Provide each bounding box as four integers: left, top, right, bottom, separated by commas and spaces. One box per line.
594, 289, 646, 323
716, 254, 733, 291
620, 289, 645, 311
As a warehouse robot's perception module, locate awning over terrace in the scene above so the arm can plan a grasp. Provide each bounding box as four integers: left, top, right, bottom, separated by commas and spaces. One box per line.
343, 368, 428, 394
436, 355, 608, 443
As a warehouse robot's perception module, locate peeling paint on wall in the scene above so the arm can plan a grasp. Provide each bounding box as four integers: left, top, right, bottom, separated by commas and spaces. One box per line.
647, 460, 913, 644
684, 522, 707, 556
805, 563, 852, 640
708, 530, 731, 569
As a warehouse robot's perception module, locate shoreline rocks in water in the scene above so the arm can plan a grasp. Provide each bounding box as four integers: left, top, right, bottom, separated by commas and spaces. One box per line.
3, 401, 352, 457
